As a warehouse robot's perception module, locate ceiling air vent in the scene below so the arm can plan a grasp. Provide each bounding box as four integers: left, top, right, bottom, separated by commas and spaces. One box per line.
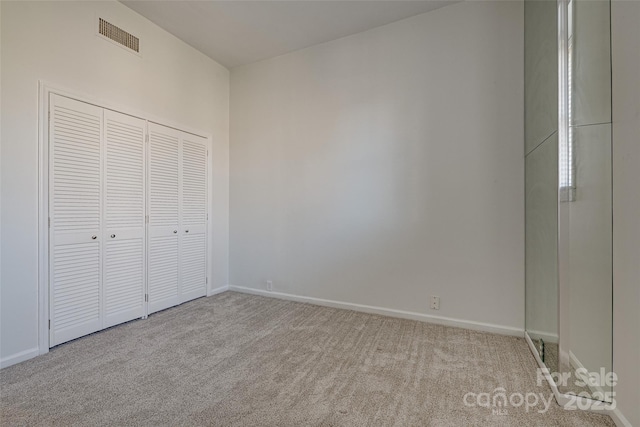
98, 18, 140, 53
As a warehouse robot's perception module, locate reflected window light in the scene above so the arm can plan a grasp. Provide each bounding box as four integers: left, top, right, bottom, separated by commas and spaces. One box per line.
560, 0, 576, 202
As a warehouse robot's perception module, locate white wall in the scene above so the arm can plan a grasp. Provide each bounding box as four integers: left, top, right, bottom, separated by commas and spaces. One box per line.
229, 1, 525, 332
0, 1, 230, 366
611, 1, 640, 425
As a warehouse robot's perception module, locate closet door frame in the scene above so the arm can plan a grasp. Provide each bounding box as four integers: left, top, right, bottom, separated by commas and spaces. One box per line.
37, 82, 213, 355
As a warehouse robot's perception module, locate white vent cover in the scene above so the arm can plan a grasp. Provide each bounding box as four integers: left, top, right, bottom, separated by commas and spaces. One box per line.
99, 18, 140, 53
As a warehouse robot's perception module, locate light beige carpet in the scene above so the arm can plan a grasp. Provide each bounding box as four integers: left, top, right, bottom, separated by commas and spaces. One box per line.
1, 291, 614, 426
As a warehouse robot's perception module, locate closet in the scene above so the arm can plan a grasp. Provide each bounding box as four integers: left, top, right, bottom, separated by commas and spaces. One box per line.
48, 94, 208, 347
147, 123, 208, 314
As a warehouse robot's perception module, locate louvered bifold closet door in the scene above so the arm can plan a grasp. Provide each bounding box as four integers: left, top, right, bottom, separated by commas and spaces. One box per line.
103, 110, 146, 328
147, 123, 181, 314
49, 94, 103, 346
180, 134, 208, 302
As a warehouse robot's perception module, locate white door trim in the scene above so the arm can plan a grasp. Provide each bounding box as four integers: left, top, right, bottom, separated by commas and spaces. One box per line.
38, 81, 213, 355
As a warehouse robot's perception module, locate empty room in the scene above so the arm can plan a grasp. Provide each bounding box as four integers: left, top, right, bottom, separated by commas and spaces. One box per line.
0, 0, 638, 426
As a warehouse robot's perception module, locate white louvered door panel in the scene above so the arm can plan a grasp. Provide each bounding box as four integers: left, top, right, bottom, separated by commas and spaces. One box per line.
103, 110, 146, 327
180, 135, 208, 302
49, 94, 103, 346
147, 123, 181, 314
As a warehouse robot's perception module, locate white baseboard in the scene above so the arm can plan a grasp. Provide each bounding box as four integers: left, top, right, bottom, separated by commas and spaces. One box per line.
568, 350, 609, 397
526, 329, 559, 344
609, 406, 633, 427
207, 285, 229, 297
565, 349, 633, 427
228, 285, 524, 337
0, 347, 40, 369
524, 332, 625, 426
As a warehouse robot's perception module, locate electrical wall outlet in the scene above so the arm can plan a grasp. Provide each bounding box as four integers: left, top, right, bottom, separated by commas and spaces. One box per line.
430, 296, 440, 310
266, 280, 273, 292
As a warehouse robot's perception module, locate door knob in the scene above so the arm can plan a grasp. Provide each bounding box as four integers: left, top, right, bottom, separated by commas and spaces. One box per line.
91, 235, 97, 240
185, 230, 189, 233
173, 230, 177, 234
110, 234, 116, 238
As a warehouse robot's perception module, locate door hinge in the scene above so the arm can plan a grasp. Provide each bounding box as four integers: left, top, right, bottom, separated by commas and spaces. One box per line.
48, 217, 51, 228
145, 294, 148, 302
145, 134, 149, 143
206, 277, 208, 284
145, 215, 149, 224
48, 319, 51, 330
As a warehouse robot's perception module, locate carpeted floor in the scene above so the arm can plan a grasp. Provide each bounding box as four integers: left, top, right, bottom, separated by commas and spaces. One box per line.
0, 291, 615, 426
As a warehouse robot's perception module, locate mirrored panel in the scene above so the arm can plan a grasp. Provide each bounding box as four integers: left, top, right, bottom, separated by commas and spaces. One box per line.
524, 0, 613, 404
525, 134, 559, 375
524, 0, 559, 374
558, 124, 613, 400
557, 0, 613, 401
